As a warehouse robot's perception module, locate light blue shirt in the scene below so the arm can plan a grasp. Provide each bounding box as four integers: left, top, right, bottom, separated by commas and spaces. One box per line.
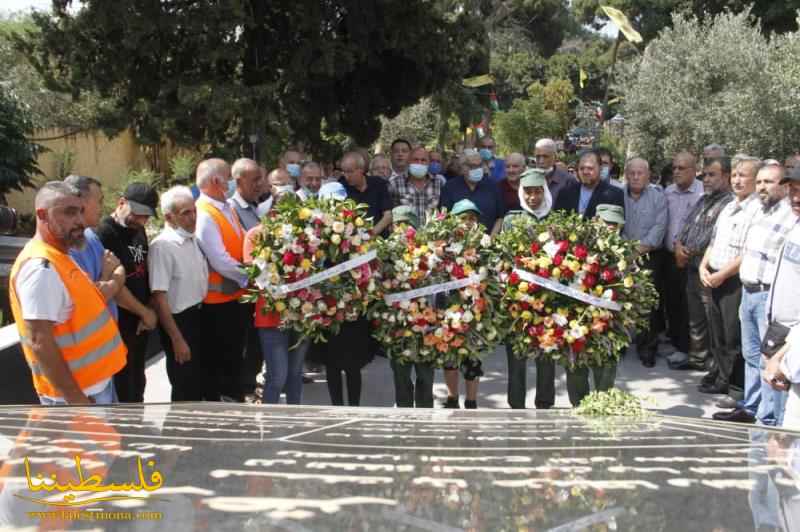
69, 228, 119, 320
578, 185, 594, 215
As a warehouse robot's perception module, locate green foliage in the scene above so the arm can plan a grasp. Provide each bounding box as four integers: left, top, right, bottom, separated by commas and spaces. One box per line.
53, 148, 75, 180
378, 98, 442, 150
572, 0, 800, 43
20, 1, 486, 157
0, 86, 40, 197
168, 153, 200, 185
574, 388, 649, 417
618, 10, 800, 164
542, 78, 575, 137
595, 130, 626, 166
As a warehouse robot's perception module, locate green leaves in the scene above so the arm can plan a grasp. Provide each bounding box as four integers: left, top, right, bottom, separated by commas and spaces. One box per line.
574, 388, 649, 417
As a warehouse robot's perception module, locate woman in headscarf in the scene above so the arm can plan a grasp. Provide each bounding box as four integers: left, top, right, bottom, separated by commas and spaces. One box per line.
501, 168, 556, 410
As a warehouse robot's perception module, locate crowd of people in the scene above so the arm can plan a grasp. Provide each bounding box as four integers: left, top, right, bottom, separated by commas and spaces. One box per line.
9, 134, 800, 431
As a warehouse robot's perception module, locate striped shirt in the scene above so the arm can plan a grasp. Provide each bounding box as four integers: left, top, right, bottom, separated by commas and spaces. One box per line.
740, 199, 798, 285
707, 193, 761, 270
664, 179, 704, 251
623, 184, 668, 249
388, 174, 442, 227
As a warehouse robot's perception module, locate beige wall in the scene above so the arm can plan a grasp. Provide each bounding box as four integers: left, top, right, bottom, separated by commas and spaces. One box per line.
7, 128, 150, 215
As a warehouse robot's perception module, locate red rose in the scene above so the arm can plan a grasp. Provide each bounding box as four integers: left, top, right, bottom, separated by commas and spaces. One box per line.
514, 256, 523, 267
556, 240, 569, 254
537, 268, 551, 279
452, 264, 466, 279
527, 326, 538, 337
342, 209, 354, 219
561, 268, 574, 280
583, 274, 597, 288
520, 301, 530, 310
534, 324, 545, 336
554, 327, 564, 338
572, 339, 586, 352
419, 258, 428, 271
589, 263, 600, 274
416, 318, 428, 327
573, 245, 588, 259
509, 272, 520, 285
553, 254, 564, 266
530, 242, 540, 254
324, 296, 337, 308
282, 251, 297, 266
601, 269, 615, 283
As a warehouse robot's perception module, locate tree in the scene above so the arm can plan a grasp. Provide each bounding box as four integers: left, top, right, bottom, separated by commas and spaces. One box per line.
0, 87, 41, 198
18, 1, 486, 159
492, 83, 561, 153
573, 1, 800, 43
618, 10, 800, 165
378, 98, 443, 150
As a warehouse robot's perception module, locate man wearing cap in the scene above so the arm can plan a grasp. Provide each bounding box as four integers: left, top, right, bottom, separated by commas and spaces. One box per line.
386, 205, 436, 408
195, 158, 250, 402
96, 182, 159, 402
440, 150, 506, 236
502, 168, 557, 409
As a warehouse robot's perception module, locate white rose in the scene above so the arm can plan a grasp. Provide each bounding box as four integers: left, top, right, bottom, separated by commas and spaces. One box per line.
462, 311, 474, 323
480, 234, 492, 248
289, 298, 301, 309
332, 221, 345, 233
543, 241, 561, 258
331, 234, 342, 245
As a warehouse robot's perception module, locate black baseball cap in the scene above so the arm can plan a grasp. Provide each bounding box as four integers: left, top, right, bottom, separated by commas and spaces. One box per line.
123, 182, 158, 217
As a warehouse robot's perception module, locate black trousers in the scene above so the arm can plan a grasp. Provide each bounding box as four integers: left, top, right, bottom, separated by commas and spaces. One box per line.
663, 254, 690, 353
240, 304, 263, 395
708, 273, 743, 389
686, 266, 712, 367
114, 310, 148, 403
159, 304, 207, 401
637, 249, 667, 356
200, 300, 249, 401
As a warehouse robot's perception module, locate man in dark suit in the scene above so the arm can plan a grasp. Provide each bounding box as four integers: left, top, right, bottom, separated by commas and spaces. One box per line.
550, 149, 625, 406
553, 150, 625, 218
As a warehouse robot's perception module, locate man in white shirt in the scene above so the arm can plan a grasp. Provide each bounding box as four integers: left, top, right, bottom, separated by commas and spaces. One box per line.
297, 162, 324, 202
149, 186, 209, 401
195, 158, 250, 401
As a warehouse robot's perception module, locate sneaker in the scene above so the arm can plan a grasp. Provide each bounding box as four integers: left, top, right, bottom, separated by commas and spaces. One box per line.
667, 351, 688, 364
443, 396, 460, 409
464, 400, 477, 409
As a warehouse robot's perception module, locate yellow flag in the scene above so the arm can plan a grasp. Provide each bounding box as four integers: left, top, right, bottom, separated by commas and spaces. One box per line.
462, 74, 494, 88
601, 5, 643, 43
579, 68, 588, 89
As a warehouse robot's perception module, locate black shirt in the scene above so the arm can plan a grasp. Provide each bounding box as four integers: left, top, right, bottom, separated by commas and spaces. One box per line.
340, 176, 393, 234
95, 215, 150, 308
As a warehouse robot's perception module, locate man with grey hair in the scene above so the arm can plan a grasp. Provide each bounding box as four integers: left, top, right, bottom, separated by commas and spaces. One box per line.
297, 162, 324, 201
340, 152, 393, 236
64, 175, 124, 320
9, 182, 126, 404
695, 156, 760, 401
195, 158, 249, 401
498, 152, 526, 211
533, 137, 573, 203
622, 158, 668, 367
229, 158, 264, 231
704, 143, 726, 161
149, 185, 209, 401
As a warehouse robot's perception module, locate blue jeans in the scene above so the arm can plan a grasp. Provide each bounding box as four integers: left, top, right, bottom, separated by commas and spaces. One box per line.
39, 379, 117, 406
258, 328, 308, 405
739, 290, 767, 416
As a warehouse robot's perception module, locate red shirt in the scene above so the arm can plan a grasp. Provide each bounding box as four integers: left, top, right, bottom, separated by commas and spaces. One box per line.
499, 178, 521, 212
243, 225, 280, 328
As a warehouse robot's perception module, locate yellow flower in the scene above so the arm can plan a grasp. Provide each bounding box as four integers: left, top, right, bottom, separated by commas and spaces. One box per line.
624, 276, 634, 288
569, 233, 578, 242
537, 231, 550, 243
521, 310, 533, 321
538, 257, 552, 269
316, 250, 326, 260
300, 258, 312, 271
403, 253, 413, 263
355, 217, 364, 227
298, 207, 312, 220
618, 260, 628, 271
274, 301, 286, 312
551, 267, 561, 279
518, 282, 530, 294
595, 285, 604, 296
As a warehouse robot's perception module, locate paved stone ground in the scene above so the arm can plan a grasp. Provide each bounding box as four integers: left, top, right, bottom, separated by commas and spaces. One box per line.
144, 341, 723, 419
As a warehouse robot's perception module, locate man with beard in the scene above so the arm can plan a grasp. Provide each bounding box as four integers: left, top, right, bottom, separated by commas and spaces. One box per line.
8, 182, 127, 404
96, 182, 159, 402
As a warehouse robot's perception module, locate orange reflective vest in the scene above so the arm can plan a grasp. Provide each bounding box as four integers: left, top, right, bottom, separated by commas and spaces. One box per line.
196, 197, 246, 304
8, 239, 126, 398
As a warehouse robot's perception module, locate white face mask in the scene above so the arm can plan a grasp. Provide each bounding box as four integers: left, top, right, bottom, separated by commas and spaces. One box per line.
174, 226, 194, 239
468, 168, 484, 182
408, 163, 429, 178
275, 184, 295, 195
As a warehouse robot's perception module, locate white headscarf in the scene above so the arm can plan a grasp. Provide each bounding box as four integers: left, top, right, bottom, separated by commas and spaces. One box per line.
518, 180, 552, 219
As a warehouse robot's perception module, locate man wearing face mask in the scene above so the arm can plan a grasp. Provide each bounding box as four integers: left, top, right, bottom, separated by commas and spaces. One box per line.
96, 182, 160, 402
429, 150, 445, 180
297, 162, 324, 202
439, 149, 506, 236
597, 148, 623, 188
279, 149, 305, 185
477, 135, 506, 183
195, 158, 250, 402
534, 138, 574, 204
388, 146, 443, 226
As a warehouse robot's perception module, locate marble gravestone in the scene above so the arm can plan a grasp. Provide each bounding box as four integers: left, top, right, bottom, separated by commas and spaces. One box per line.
0, 403, 797, 531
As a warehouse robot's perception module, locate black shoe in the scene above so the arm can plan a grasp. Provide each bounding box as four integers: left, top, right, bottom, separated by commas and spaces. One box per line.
640, 355, 656, 368
698, 382, 729, 395
443, 397, 460, 409
715, 396, 738, 409
712, 408, 756, 423
687, 360, 709, 371
464, 400, 477, 409
302, 375, 313, 384
700, 371, 717, 387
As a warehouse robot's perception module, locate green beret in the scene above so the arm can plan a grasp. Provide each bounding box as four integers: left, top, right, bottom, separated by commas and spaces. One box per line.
596, 204, 625, 226
451, 199, 482, 217
392, 205, 419, 228
519, 168, 546, 188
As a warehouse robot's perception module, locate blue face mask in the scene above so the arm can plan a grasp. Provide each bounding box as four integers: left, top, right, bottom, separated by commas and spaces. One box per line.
600, 166, 611, 180
226, 179, 237, 199
408, 163, 429, 178
479, 148, 493, 161
429, 161, 443, 175
468, 168, 484, 183
286, 163, 301, 179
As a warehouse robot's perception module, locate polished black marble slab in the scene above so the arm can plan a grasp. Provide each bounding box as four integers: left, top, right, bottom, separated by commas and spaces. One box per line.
0, 403, 797, 531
